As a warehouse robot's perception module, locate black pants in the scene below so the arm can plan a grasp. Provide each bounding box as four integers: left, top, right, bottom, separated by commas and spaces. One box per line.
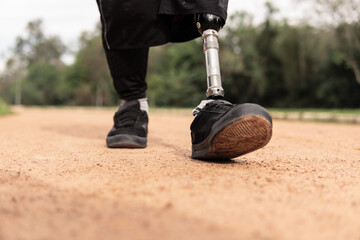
97, 0, 228, 101
104, 47, 149, 101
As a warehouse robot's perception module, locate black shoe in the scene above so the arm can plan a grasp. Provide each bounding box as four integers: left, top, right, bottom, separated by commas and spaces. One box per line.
106, 100, 148, 148
191, 100, 272, 160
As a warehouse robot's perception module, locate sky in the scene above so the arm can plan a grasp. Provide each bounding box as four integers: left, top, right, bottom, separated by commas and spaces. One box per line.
0, 0, 307, 71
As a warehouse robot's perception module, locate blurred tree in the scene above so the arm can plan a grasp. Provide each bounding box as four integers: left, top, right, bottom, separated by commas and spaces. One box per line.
1, 57, 26, 105
21, 60, 64, 105
221, 11, 265, 104
147, 40, 205, 107
221, 2, 285, 107
68, 23, 117, 106
1, 19, 66, 105
1, 3, 359, 108
255, 2, 286, 106
307, 0, 360, 85
14, 19, 65, 66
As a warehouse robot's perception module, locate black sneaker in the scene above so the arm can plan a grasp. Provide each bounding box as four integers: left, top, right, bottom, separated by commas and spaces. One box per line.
106, 99, 148, 148
191, 100, 272, 159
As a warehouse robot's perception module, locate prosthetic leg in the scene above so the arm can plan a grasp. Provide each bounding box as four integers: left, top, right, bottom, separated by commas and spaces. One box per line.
195, 14, 225, 99
190, 14, 273, 160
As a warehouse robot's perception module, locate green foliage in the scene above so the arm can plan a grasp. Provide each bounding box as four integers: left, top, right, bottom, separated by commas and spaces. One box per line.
58, 28, 117, 106
147, 41, 206, 107
0, 20, 117, 106
71, 30, 117, 106
0, 98, 11, 115
0, 19, 67, 105
1, 2, 360, 108
218, 3, 360, 108
14, 19, 66, 66
21, 60, 64, 105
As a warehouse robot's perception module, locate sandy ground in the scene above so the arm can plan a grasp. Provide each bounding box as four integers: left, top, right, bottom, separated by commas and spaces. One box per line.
0, 107, 360, 240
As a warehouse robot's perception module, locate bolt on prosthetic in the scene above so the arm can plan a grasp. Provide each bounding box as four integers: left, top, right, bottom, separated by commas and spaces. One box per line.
195, 14, 225, 99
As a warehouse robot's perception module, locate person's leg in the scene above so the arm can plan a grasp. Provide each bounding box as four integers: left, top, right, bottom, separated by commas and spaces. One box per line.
190, 14, 273, 159
96, 0, 159, 148
104, 47, 149, 101
103, 47, 150, 148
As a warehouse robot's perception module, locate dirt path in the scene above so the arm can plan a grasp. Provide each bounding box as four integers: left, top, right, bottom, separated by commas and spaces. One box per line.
1, 107, 360, 240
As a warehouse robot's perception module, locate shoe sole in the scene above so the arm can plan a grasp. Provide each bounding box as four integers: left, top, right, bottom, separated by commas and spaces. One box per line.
192, 104, 272, 160
106, 134, 147, 148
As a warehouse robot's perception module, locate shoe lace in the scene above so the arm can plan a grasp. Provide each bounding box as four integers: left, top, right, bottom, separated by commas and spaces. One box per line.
114, 110, 140, 128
